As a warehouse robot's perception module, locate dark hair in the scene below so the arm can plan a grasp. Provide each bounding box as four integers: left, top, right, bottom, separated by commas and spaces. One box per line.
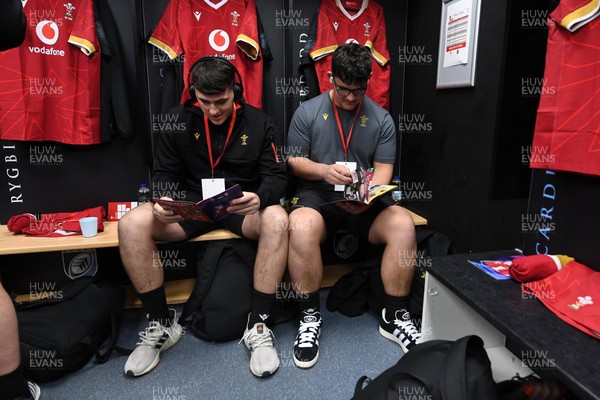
331, 43, 372, 85
189, 57, 235, 95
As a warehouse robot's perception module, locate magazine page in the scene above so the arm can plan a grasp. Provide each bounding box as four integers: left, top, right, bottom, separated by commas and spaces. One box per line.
153, 184, 243, 222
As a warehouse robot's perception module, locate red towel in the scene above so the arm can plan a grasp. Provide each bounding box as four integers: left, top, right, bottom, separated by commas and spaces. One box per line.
7, 206, 106, 236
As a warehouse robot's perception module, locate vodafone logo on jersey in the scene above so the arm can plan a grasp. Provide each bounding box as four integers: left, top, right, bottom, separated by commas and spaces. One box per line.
35, 20, 59, 45
209, 29, 230, 52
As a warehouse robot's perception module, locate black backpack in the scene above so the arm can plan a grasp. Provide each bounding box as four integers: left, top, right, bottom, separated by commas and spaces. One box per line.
352, 335, 498, 400
327, 228, 456, 319
14, 277, 125, 382
178, 239, 256, 341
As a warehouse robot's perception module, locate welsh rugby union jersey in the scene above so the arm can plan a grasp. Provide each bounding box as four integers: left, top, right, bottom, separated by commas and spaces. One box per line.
530, 0, 600, 176
0, 0, 101, 144
149, 0, 263, 109
309, 0, 390, 110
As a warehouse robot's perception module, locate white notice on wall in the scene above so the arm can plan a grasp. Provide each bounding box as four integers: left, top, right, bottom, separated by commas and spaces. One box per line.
443, 0, 472, 68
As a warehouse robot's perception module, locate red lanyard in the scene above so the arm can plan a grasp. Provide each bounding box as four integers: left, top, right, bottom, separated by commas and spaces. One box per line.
203, 105, 237, 177
331, 92, 362, 161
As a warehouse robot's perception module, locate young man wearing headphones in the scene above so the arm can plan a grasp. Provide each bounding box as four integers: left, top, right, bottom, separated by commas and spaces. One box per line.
286, 44, 421, 368
118, 56, 288, 378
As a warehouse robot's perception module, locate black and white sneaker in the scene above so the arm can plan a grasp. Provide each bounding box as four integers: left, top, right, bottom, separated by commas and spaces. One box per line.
124, 309, 183, 377
379, 308, 421, 352
293, 308, 322, 369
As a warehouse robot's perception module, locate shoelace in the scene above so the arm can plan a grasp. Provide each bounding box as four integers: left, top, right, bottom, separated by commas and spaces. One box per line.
137, 321, 168, 346
240, 326, 275, 349
296, 320, 321, 347
394, 319, 421, 341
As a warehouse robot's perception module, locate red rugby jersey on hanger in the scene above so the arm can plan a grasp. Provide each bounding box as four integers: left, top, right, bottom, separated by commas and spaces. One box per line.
149, 0, 263, 109
0, 0, 101, 144
309, 0, 391, 110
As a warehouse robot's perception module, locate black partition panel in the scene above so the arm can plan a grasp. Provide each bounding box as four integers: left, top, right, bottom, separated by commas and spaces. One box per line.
523, 169, 600, 270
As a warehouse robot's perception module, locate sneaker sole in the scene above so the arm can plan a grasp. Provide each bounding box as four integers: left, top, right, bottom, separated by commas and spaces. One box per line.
125, 353, 160, 377
249, 361, 280, 378
379, 326, 410, 353
293, 351, 319, 369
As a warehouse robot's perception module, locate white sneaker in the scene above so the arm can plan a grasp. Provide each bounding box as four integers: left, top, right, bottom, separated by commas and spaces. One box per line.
241, 317, 279, 377
124, 310, 183, 377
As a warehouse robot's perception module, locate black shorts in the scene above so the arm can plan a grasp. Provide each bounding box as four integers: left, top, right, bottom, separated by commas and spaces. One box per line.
289, 189, 396, 241
178, 213, 245, 241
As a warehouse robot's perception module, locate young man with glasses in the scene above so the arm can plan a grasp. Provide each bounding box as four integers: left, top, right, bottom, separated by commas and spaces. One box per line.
286, 44, 421, 369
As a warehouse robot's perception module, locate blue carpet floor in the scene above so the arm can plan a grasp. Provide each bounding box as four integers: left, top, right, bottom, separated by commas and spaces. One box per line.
38, 291, 404, 400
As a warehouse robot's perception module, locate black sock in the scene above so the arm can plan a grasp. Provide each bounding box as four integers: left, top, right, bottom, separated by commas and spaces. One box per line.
247, 289, 276, 328
385, 294, 410, 321
0, 365, 30, 400
139, 286, 171, 325
300, 290, 321, 314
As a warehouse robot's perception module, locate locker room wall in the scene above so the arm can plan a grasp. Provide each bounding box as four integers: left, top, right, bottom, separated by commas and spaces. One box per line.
398, 0, 539, 252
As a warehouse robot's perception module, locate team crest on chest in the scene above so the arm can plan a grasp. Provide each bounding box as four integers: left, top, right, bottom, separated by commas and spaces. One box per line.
64, 3, 75, 20
241, 133, 248, 146
364, 22, 371, 36
231, 10, 240, 26
360, 115, 368, 127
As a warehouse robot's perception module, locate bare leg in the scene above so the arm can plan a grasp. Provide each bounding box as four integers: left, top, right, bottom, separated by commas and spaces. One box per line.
368, 206, 416, 296
287, 207, 327, 294
0, 283, 20, 375
241, 205, 289, 294
117, 203, 187, 293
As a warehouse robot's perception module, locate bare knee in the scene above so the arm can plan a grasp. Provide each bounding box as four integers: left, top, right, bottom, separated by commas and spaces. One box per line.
118, 203, 154, 240
370, 206, 416, 244
259, 205, 288, 233
289, 208, 325, 251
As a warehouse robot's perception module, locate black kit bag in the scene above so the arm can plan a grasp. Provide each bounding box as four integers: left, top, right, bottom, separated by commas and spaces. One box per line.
14, 277, 125, 382
178, 239, 256, 342
352, 335, 498, 400
327, 228, 456, 319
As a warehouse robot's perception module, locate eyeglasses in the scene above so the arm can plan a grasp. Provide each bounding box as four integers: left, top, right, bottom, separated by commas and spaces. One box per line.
331, 77, 367, 97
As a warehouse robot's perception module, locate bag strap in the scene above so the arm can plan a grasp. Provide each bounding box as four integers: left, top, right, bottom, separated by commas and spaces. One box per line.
95, 285, 127, 364
353, 376, 371, 397
13, 276, 96, 310
178, 242, 226, 323
441, 335, 479, 399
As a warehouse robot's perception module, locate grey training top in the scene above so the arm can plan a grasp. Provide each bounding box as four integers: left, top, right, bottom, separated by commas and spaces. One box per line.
287, 91, 396, 192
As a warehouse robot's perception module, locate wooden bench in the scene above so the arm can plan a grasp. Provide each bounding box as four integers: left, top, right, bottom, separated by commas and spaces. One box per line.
1, 210, 427, 306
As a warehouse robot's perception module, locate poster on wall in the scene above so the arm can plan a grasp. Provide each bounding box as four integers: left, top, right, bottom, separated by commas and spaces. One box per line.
436, 0, 481, 88
442, 0, 472, 67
